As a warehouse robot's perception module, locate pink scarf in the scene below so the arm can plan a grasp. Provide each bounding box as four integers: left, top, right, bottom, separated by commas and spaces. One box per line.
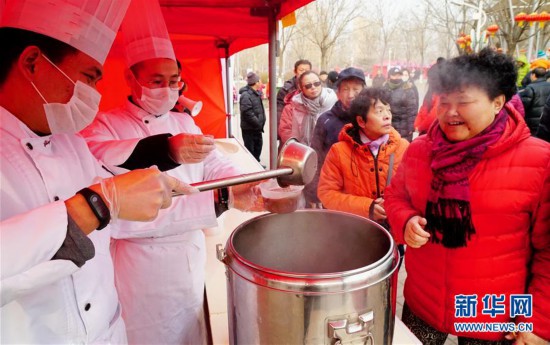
425, 106, 508, 248
361, 133, 389, 157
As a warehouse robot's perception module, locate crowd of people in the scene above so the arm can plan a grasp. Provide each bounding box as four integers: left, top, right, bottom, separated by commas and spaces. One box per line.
1, 0, 549, 344
239, 52, 550, 345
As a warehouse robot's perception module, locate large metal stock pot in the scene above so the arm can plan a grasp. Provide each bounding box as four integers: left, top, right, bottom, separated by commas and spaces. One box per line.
217, 209, 400, 345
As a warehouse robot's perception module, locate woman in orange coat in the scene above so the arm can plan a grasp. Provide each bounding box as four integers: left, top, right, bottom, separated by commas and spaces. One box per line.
318, 88, 409, 224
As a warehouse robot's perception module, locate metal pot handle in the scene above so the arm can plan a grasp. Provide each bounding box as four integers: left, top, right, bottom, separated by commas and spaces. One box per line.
216, 244, 226, 263
173, 168, 294, 197
329, 311, 374, 345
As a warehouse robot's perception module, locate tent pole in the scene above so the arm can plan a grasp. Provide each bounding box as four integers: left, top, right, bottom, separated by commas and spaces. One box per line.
224, 44, 232, 138
268, 7, 278, 169
216, 40, 232, 138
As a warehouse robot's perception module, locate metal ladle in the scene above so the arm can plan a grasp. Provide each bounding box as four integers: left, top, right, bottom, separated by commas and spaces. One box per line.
172, 138, 317, 196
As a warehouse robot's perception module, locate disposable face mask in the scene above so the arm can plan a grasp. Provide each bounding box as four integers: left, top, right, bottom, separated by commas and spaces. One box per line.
30, 55, 101, 134
131, 74, 179, 115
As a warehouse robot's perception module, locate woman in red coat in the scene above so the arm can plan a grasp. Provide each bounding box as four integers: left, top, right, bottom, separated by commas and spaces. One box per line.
385, 49, 550, 344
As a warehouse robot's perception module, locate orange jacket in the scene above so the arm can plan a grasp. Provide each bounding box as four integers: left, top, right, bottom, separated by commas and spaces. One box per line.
385, 105, 550, 341
318, 124, 409, 218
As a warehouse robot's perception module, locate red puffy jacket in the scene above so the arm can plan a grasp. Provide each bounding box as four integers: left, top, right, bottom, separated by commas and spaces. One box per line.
385, 105, 550, 341
414, 94, 439, 134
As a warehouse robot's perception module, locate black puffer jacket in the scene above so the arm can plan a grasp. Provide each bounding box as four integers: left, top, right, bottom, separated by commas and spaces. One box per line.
384, 81, 418, 141
535, 93, 550, 142
239, 86, 266, 132
520, 79, 550, 134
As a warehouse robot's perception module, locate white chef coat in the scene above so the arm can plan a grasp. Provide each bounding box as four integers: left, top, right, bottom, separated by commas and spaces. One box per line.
0, 107, 126, 344
81, 100, 241, 344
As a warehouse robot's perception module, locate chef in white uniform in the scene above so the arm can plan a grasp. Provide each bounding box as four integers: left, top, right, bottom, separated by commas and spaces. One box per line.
80, 1, 250, 344
0, 1, 195, 343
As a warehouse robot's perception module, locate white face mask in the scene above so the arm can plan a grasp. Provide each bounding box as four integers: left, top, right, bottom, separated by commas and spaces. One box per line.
130, 72, 179, 115
135, 85, 179, 115
30, 55, 101, 134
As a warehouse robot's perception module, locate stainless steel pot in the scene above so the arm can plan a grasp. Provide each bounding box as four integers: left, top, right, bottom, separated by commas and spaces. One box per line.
217, 210, 400, 345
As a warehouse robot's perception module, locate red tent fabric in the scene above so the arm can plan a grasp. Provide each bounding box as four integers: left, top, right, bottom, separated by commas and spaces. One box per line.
98, 0, 313, 138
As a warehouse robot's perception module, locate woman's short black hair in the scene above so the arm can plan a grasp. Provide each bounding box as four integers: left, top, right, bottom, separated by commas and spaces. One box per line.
349, 87, 391, 122
347, 87, 391, 142
0, 28, 78, 86
430, 48, 517, 102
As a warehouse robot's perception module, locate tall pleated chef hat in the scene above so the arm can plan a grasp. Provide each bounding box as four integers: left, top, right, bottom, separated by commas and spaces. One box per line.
0, 0, 130, 65
121, 0, 175, 68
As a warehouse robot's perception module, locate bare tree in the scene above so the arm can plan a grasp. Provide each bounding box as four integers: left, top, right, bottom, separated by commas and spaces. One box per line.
297, 0, 361, 70
484, 0, 549, 56
408, 5, 435, 69
421, 0, 470, 56
288, 28, 309, 62
367, 1, 400, 68
235, 0, 549, 87
351, 16, 379, 72
423, 0, 549, 57
238, 45, 268, 78
277, 23, 297, 80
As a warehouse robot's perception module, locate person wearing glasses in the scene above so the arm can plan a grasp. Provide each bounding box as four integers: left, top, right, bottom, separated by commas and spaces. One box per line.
276, 59, 312, 139
80, 1, 252, 343
279, 71, 337, 145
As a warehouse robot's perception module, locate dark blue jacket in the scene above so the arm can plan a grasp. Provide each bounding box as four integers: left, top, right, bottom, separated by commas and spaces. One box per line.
311, 101, 351, 164
306, 101, 351, 203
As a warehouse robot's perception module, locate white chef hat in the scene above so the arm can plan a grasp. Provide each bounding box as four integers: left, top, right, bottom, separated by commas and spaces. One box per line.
121, 0, 176, 68
0, 0, 130, 65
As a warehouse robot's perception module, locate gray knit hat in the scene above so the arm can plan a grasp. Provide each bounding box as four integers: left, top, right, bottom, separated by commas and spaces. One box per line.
246, 72, 260, 85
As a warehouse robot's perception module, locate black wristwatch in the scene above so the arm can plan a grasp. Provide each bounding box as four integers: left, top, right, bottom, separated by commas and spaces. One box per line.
77, 188, 110, 230
214, 187, 229, 217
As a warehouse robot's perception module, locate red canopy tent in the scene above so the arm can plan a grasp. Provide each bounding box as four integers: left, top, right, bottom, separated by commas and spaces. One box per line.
99, 0, 314, 166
